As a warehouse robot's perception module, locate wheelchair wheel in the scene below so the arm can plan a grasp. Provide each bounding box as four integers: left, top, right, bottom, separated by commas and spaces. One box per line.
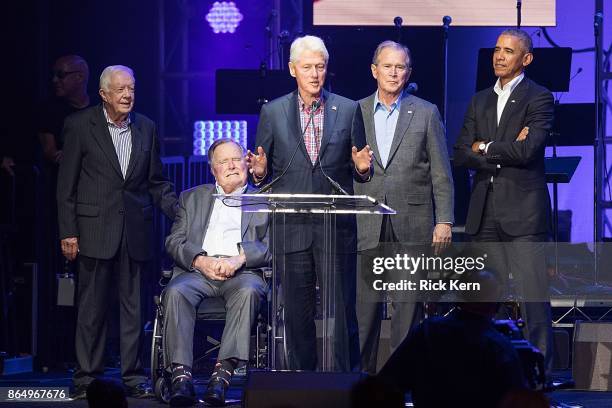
150, 308, 162, 387
154, 376, 171, 403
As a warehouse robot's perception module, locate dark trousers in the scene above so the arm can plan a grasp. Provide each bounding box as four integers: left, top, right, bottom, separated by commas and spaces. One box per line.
356, 215, 420, 374
162, 270, 266, 366
73, 233, 146, 388
282, 245, 359, 372
473, 187, 553, 373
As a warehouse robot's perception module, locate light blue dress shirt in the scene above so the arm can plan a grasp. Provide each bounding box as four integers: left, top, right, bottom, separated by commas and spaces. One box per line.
373, 91, 401, 168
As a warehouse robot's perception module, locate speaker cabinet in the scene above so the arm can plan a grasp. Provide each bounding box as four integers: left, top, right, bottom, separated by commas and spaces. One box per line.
573, 321, 612, 390
243, 371, 364, 408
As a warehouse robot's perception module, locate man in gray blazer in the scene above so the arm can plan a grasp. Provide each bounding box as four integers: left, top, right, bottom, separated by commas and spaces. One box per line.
355, 41, 454, 374
163, 139, 269, 406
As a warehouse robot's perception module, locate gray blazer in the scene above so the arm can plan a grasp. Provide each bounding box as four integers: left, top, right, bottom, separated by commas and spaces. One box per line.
165, 184, 271, 276
354, 92, 454, 251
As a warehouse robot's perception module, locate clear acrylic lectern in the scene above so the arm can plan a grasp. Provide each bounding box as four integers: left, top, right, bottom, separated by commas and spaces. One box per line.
213, 193, 395, 371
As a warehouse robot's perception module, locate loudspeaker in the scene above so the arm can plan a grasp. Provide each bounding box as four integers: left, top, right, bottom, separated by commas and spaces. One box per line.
243, 371, 365, 408
573, 321, 612, 390
553, 329, 570, 370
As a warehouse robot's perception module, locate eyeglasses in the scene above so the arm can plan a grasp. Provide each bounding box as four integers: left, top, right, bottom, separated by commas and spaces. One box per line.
52, 70, 80, 80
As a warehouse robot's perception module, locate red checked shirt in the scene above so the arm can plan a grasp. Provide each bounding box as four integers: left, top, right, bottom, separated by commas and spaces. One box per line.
298, 94, 324, 164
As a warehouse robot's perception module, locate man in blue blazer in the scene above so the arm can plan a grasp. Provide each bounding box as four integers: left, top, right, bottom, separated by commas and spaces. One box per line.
247, 35, 373, 371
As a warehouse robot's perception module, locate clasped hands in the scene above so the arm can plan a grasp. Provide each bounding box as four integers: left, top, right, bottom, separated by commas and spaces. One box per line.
193, 253, 246, 281
471, 126, 530, 154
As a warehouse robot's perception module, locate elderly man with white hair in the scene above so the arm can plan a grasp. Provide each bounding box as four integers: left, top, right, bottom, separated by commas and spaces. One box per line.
246, 35, 373, 371
57, 65, 177, 399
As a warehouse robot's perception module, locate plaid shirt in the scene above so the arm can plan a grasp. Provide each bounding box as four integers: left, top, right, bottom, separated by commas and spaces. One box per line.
298, 94, 324, 164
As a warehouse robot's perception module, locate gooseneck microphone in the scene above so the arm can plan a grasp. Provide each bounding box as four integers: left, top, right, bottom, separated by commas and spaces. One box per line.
406, 82, 418, 94
257, 99, 321, 194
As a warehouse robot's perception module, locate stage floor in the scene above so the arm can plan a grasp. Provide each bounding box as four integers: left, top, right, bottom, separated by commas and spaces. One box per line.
0, 370, 611, 407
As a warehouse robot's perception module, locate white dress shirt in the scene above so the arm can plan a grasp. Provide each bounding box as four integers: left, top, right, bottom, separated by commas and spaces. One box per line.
201, 184, 247, 257
494, 72, 524, 125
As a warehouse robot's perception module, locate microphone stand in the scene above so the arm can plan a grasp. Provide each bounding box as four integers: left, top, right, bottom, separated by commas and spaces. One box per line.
257, 100, 320, 193
442, 16, 452, 128
516, 1, 522, 29
593, 10, 604, 284
394, 16, 403, 43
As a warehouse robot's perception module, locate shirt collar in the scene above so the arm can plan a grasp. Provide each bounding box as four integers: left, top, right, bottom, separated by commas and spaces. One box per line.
215, 182, 248, 196
373, 90, 402, 113
298, 92, 324, 113
103, 106, 131, 128
494, 72, 524, 96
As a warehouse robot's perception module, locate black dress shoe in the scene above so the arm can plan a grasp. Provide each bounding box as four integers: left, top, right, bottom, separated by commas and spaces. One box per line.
126, 383, 154, 399
203, 377, 228, 406
69, 385, 88, 400
169, 379, 196, 407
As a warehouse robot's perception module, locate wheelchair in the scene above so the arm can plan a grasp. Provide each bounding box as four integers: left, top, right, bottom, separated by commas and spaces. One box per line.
150, 267, 287, 403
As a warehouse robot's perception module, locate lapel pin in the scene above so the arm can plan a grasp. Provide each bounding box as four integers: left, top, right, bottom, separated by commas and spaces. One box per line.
407, 110, 413, 114
332, 106, 337, 111
511, 100, 516, 103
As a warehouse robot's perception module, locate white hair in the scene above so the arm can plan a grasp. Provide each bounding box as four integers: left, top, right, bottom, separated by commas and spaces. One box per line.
99, 65, 135, 91
289, 35, 329, 64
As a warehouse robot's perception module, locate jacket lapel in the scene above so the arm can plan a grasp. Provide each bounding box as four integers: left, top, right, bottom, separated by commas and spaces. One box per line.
124, 115, 141, 182
361, 95, 383, 168
90, 105, 123, 179
386, 93, 415, 166
196, 186, 215, 244
241, 187, 255, 239
485, 90, 498, 141
318, 90, 338, 161
284, 91, 311, 166
496, 79, 529, 140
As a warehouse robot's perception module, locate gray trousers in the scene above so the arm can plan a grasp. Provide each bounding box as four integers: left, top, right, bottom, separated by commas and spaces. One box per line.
357, 215, 422, 374
162, 269, 266, 367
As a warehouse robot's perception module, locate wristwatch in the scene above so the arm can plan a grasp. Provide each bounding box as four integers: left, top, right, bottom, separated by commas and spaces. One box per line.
478, 143, 486, 154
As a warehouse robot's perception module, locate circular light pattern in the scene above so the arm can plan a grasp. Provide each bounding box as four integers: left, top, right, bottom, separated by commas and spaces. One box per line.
206, 1, 243, 34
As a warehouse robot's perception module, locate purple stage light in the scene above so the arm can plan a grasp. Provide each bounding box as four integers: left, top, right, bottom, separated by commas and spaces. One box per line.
205, 1, 243, 34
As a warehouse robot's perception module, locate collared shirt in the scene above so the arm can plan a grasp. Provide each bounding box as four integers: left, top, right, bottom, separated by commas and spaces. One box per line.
493, 72, 524, 125
485, 73, 524, 182
373, 91, 402, 167
201, 183, 248, 257
103, 107, 132, 178
298, 93, 324, 164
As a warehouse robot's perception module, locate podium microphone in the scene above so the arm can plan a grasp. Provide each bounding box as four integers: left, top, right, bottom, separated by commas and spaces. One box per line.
406, 82, 418, 94
257, 100, 321, 194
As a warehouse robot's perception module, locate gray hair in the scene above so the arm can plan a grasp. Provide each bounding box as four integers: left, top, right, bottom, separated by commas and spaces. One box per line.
500, 29, 533, 53
372, 41, 412, 67
99, 65, 135, 91
289, 35, 329, 64
207, 138, 245, 165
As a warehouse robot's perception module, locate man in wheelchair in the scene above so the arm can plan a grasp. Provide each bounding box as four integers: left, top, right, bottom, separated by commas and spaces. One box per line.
163, 138, 270, 406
